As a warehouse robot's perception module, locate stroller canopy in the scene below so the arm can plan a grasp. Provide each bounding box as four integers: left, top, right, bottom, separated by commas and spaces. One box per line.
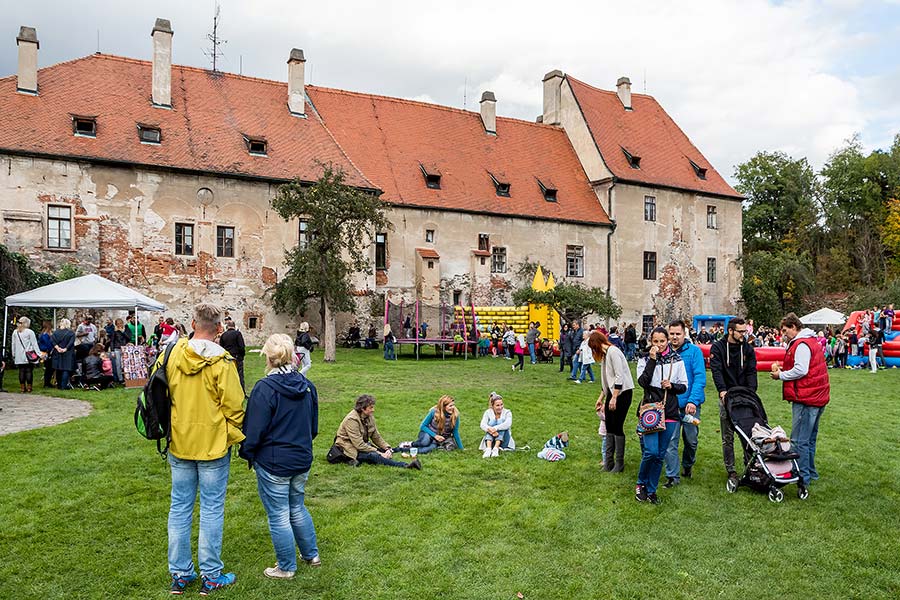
724, 387, 768, 431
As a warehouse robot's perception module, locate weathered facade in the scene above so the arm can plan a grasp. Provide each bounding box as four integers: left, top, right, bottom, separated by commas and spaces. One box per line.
0, 19, 742, 342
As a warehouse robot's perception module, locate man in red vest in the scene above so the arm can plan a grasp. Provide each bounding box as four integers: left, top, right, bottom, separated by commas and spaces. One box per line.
771, 312, 830, 499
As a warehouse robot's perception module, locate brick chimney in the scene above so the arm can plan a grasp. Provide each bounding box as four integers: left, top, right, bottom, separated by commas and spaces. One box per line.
288, 49, 306, 117
542, 69, 563, 126
151, 18, 173, 107
480, 91, 496, 134
616, 76, 632, 110
16, 26, 39, 94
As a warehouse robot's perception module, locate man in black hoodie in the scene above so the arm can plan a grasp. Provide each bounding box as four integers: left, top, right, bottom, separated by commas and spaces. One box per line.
709, 318, 757, 486
219, 318, 246, 393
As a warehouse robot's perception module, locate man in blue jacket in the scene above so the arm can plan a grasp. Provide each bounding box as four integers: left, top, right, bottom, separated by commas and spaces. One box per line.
664, 320, 707, 487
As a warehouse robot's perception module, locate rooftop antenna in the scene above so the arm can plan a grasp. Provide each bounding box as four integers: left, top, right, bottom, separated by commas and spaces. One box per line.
643, 68, 647, 93
96, 29, 100, 53
203, 2, 227, 72
239, 55, 242, 75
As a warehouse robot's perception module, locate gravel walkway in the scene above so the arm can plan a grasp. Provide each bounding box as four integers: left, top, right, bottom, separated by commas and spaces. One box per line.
0, 392, 93, 436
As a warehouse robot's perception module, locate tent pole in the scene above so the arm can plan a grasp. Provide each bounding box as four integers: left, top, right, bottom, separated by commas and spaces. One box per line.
53, 308, 57, 329
2, 305, 8, 365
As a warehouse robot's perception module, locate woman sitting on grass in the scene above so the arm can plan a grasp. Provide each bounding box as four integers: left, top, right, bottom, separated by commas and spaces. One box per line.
635, 327, 688, 505
398, 395, 463, 453
240, 334, 321, 580
479, 392, 514, 458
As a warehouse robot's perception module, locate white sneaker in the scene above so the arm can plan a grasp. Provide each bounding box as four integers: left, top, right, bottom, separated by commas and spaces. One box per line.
264, 565, 295, 579
304, 556, 322, 567
491, 447, 499, 457
512, 365, 516, 371
574, 380, 581, 384
483, 448, 492, 458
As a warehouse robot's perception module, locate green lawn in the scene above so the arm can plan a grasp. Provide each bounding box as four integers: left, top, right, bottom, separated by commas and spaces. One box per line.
0, 349, 898, 599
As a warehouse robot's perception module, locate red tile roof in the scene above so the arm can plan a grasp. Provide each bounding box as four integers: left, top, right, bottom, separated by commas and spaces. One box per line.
567, 76, 742, 200
416, 248, 440, 259
471, 249, 491, 257
0, 54, 374, 188
307, 86, 611, 226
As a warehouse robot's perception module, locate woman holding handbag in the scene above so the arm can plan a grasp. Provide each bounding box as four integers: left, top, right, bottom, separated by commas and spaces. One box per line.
591, 331, 634, 472
635, 327, 688, 505
12, 316, 41, 393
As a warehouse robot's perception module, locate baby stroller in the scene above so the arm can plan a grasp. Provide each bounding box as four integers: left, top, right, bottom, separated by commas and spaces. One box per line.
724, 387, 802, 503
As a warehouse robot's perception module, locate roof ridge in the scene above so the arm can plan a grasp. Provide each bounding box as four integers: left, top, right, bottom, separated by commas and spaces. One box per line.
309, 85, 563, 131
566, 74, 656, 100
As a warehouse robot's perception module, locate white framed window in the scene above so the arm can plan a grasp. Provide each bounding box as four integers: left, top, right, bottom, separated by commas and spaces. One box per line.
644, 196, 656, 222
566, 245, 584, 278
491, 246, 507, 273
425, 229, 435, 243
707, 205, 718, 230
47, 205, 72, 249
175, 223, 194, 256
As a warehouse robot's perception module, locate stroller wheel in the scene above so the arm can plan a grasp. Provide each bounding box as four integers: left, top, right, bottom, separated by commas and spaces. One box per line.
726, 478, 738, 493
768, 488, 784, 503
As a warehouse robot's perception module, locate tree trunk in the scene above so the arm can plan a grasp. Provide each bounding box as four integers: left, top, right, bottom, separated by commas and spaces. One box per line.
323, 299, 337, 363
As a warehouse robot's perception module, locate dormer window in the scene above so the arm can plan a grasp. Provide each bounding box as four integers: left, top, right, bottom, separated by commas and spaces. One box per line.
72, 116, 97, 137
138, 124, 162, 144
537, 178, 558, 202
420, 164, 442, 189
244, 135, 268, 156
690, 159, 708, 180
489, 172, 510, 197
622, 147, 641, 169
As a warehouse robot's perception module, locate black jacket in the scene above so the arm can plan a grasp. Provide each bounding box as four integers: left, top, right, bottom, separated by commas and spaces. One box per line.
295, 331, 313, 350
566, 327, 583, 355
240, 369, 319, 476
709, 338, 757, 393
220, 329, 246, 360
83, 355, 104, 379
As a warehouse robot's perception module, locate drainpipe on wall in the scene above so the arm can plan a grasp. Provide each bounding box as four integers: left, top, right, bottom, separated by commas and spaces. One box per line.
606, 180, 617, 295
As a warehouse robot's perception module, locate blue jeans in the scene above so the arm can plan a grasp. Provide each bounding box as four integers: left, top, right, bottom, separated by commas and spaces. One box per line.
626, 343, 637, 361
637, 421, 677, 494
570, 356, 581, 379
791, 403, 824, 485
410, 430, 440, 454
168, 452, 231, 579
528, 342, 537, 364
482, 429, 511, 448
665, 407, 700, 479
357, 451, 409, 468
579, 364, 595, 382
255, 466, 318, 572
57, 369, 71, 390
383, 340, 395, 360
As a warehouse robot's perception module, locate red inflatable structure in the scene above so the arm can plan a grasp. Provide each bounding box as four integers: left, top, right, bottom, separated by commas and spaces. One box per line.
697, 344, 786, 372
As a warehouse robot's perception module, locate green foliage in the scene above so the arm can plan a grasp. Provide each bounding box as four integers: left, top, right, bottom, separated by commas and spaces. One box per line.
512, 281, 621, 322
734, 151, 819, 254
55, 263, 83, 281
512, 256, 548, 288
0, 244, 57, 332
740, 250, 814, 325
1, 350, 897, 599
270, 164, 391, 361
849, 277, 900, 310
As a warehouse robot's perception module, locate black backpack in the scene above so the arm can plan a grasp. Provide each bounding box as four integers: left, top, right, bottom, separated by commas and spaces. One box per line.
134, 343, 176, 458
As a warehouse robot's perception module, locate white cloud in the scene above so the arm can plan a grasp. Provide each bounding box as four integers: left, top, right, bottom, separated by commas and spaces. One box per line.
1, 0, 893, 181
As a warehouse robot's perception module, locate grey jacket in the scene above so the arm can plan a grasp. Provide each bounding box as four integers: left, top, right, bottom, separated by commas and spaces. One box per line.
600, 345, 634, 397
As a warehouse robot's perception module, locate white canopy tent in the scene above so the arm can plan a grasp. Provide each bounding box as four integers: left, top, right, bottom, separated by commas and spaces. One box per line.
3, 274, 166, 356
800, 308, 846, 326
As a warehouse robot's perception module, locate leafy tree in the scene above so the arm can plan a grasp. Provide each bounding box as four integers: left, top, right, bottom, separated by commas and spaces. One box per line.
1, 244, 57, 336
734, 151, 820, 255
821, 135, 900, 286
511, 282, 621, 324
740, 251, 814, 325
271, 164, 391, 362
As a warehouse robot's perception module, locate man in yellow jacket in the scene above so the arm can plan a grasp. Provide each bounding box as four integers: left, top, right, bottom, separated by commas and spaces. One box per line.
164, 303, 245, 596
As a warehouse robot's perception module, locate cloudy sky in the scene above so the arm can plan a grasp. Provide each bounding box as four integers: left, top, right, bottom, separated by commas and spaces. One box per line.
2, 0, 898, 183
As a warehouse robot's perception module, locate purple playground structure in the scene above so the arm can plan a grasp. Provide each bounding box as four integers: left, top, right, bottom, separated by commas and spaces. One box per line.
384, 297, 479, 359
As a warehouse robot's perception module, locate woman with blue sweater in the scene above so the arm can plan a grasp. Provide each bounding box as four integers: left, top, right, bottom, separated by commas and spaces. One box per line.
635, 327, 688, 505
240, 334, 320, 580
398, 395, 463, 454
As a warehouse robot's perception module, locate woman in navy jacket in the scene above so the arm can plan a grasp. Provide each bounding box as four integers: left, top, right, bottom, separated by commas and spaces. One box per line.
240, 334, 320, 580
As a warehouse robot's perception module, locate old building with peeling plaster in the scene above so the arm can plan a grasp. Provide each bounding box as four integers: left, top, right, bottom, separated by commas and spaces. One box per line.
0, 20, 742, 342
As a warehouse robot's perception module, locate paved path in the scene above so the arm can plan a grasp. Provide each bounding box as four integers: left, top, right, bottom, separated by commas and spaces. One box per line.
0, 392, 93, 436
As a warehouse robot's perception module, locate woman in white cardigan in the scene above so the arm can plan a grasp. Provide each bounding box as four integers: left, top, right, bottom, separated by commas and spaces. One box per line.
479, 392, 514, 458
12, 316, 40, 393
591, 331, 634, 472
